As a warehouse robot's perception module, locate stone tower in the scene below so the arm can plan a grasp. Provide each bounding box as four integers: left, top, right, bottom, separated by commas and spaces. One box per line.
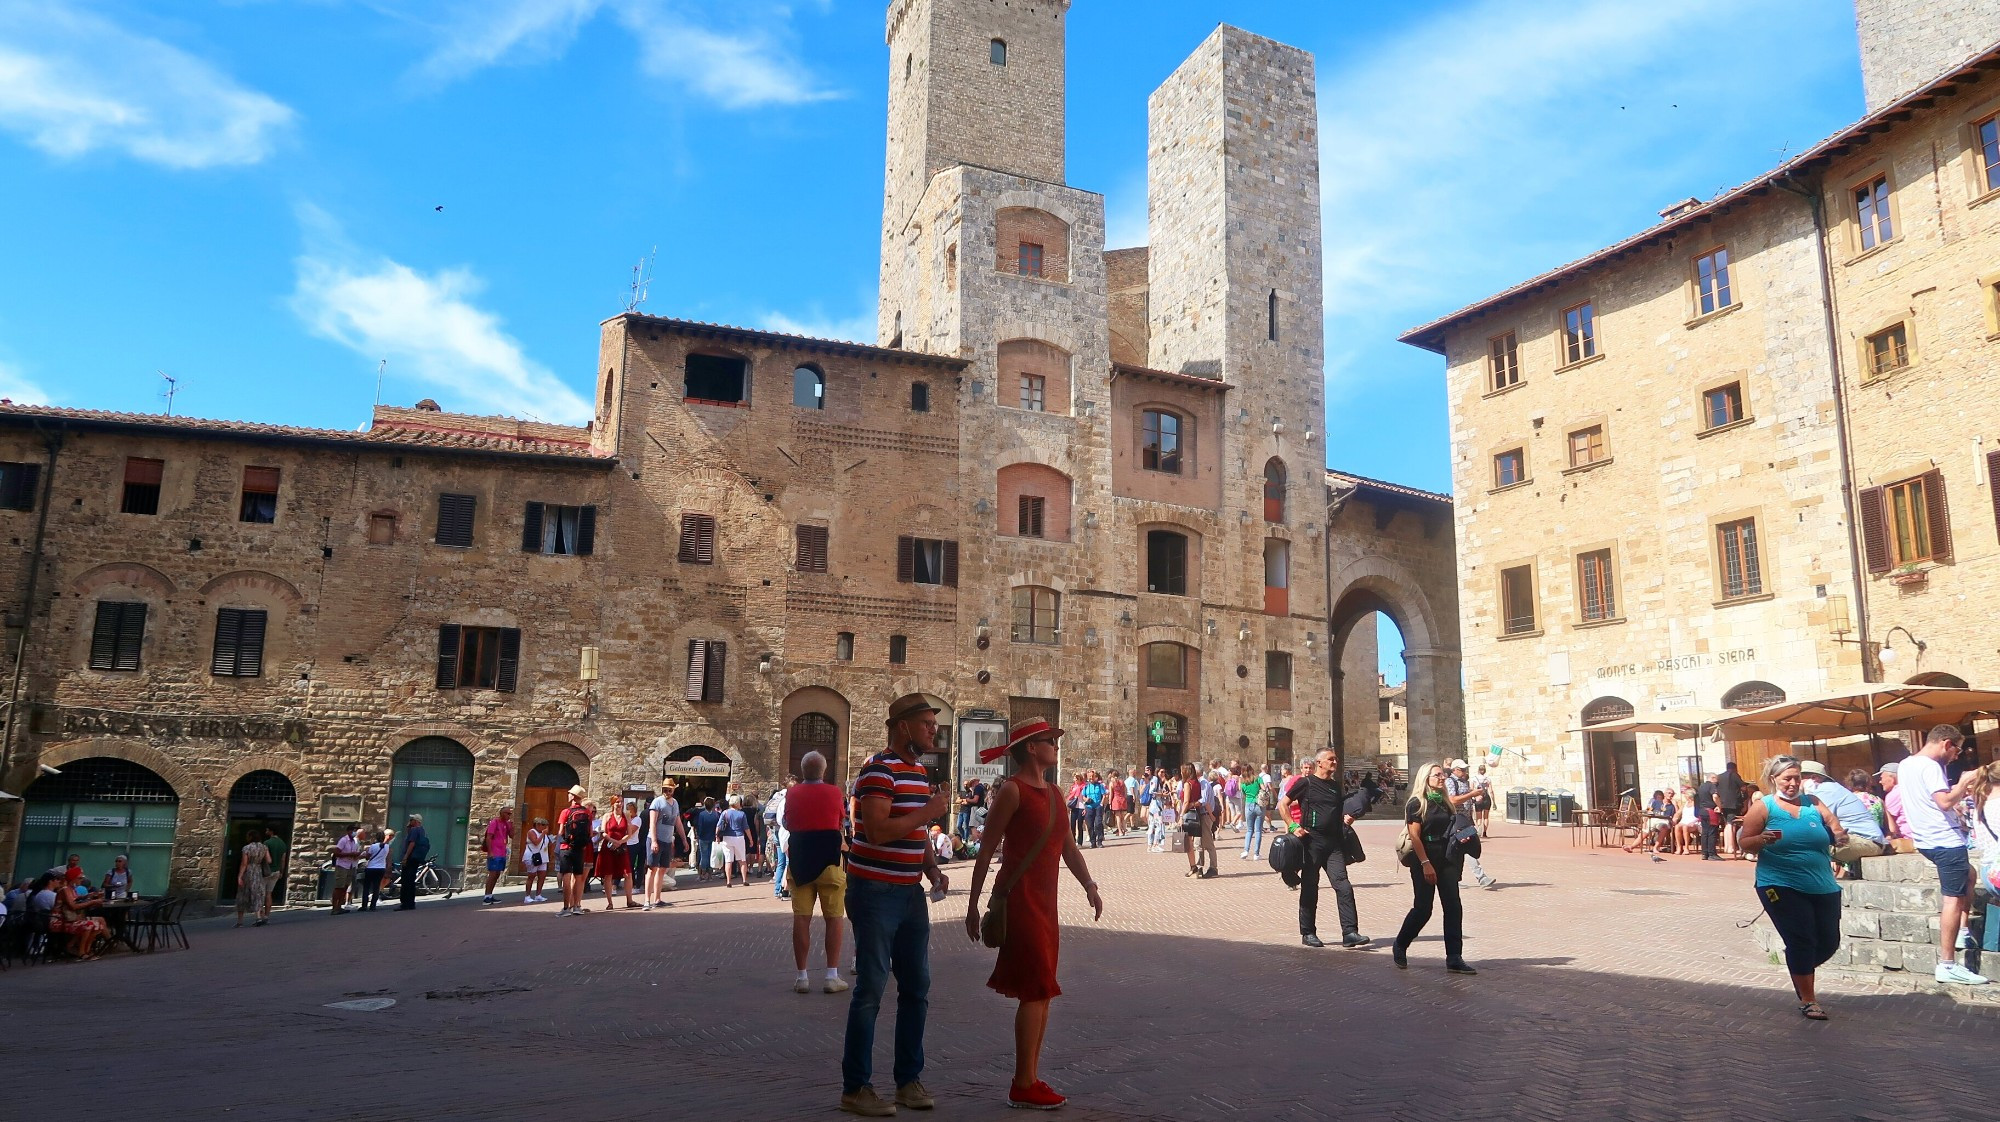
1854, 0, 2000, 110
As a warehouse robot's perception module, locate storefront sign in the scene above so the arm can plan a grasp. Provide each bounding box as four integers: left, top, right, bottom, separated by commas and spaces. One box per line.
1593, 648, 1757, 679
42, 706, 307, 744
75, 814, 129, 828
663, 761, 732, 778
412, 779, 451, 789
958, 718, 1008, 785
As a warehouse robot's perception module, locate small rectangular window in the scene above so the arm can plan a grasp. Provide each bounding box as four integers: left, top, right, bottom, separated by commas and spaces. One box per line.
1865, 324, 1910, 378
796, 525, 829, 572
1694, 248, 1732, 315
1141, 410, 1184, 474
121, 458, 163, 515
683, 638, 726, 702
1488, 332, 1519, 391
211, 607, 268, 678
1145, 530, 1187, 595
911, 382, 930, 412
897, 536, 957, 585
89, 601, 147, 671
990, 38, 1006, 66
367, 512, 397, 545
1011, 587, 1060, 644
1267, 290, 1279, 342
685, 353, 748, 404
435, 493, 476, 547
0, 461, 38, 511
1019, 374, 1046, 411
1855, 177, 1893, 249
436, 624, 521, 692
1702, 383, 1744, 430
1886, 476, 1935, 565
1979, 116, 2000, 195
1577, 549, 1615, 622
1017, 495, 1045, 538
835, 632, 854, 661
1567, 426, 1605, 467
1493, 448, 1526, 488
522, 503, 596, 556
1716, 519, 1763, 599
1265, 651, 1292, 690
1561, 302, 1597, 364
679, 513, 717, 564
239, 466, 279, 523
1144, 642, 1185, 688
1018, 242, 1044, 278
1499, 565, 1536, 635
888, 635, 908, 665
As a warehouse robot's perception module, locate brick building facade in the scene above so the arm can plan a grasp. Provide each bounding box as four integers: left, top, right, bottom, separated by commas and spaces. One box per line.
0, 1, 1458, 901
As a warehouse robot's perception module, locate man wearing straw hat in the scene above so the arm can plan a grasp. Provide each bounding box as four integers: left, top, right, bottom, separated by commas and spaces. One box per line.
839, 693, 953, 1116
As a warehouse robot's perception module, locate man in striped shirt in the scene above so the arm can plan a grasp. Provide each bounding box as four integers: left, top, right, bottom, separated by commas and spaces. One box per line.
840, 693, 951, 1117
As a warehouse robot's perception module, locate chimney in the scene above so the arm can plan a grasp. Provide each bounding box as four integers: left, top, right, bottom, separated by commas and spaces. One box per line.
1658, 197, 1703, 221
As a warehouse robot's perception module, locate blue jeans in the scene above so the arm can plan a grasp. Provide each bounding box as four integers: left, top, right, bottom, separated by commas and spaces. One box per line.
1086, 804, 1104, 847
1148, 812, 1166, 848
1243, 804, 1266, 857
842, 877, 930, 1093
772, 843, 789, 897
956, 808, 971, 838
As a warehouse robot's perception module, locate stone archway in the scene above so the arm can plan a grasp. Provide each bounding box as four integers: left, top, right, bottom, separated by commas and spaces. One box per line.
1326, 548, 1462, 776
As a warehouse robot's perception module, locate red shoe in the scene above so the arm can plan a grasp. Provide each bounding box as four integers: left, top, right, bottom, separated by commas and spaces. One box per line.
1008, 1081, 1066, 1110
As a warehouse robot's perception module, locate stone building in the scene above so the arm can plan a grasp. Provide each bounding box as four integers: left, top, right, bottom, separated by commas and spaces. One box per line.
1400, 3, 2000, 808
0, 1, 1457, 901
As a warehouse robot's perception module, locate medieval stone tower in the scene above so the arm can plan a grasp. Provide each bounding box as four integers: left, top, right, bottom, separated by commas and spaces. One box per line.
877, 0, 1342, 771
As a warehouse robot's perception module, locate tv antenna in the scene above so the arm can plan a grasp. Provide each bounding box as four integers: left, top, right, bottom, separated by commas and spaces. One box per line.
374, 358, 387, 408
626, 247, 655, 313
158, 371, 179, 416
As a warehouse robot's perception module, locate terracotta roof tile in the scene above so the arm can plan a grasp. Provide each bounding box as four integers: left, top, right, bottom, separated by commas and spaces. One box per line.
0, 402, 609, 462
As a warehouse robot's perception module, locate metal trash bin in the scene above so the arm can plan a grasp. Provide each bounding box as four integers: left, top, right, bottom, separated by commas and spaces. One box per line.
1506, 789, 1526, 824
1546, 790, 1577, 826
315, 867, 334, 901
1524, 788, 1547, 826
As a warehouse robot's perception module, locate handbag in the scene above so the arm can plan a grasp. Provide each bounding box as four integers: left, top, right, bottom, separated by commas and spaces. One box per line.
1395, 798, 1419, 867
1340, 824, 1366, 866
980, 782, 1062, 950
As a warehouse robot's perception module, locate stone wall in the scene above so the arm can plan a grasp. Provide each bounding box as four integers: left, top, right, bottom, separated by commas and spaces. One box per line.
1854, 0, 2000, 111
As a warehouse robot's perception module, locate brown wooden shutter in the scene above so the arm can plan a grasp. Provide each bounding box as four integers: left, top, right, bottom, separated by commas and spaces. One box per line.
679, 516, 699, 562
704, 640, 726, 702
436, 493, 475, 546
679, 514, 715, 564
112, 603, 144, 670
942, 540, 959, 587
897, 535, 914, 582
1858, 486, 1890, 574
436, 624, 462, 689
211, 609, 241, 676
1922, 469, 1952, 564
1989, 451, 2000, 542
685, 639, 707, 701
796, 525, 827, 572
575, 505, 596, 556
1019, 496, 1043, 537
496, 628, 521, 692
243, 466, 280, 492
521, 502, 545, 553
90, 603, 122, 670
237, 609, 267, 678
124, 458, 163, 485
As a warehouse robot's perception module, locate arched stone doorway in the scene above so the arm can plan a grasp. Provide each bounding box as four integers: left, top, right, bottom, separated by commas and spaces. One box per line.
1144, 712, 1187, 772
19, 757, 179, 897
1580, 696, 1637, 810
518, 744, 587, 860
1721, 680, 1797, 789
1327, 566, 1462, 774
781, 686, 850, 784
387, 737, 475, 874
664, 744, 733, 814
220, 769, 296, 903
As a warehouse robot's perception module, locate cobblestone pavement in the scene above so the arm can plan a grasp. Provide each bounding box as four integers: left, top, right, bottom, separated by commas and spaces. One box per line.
6, 822, 1989, 1120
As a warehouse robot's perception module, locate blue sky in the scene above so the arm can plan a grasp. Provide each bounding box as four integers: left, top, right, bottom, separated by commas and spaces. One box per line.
0, 0, 1866, 682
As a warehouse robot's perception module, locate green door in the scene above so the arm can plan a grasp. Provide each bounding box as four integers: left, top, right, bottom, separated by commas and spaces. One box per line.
387, 737, 475, 872
18, 758, 179, 896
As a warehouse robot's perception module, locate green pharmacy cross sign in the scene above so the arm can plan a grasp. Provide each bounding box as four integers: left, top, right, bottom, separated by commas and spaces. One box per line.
1149, 719, 1166, 744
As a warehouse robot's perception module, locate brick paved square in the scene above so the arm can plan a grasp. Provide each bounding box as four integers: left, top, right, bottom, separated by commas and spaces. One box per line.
4, 823, 1988, 1120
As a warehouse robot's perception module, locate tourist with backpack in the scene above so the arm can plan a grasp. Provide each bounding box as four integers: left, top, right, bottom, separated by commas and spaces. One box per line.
556, 785, 594, 916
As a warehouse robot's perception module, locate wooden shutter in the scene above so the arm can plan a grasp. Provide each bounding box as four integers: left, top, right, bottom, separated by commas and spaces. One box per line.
1857, 486, 1890, 574
679, 514, 714, 564
576, 505, 596, 556
685, 639, 707, 701
124, 458, 163, 485
496, 628, 522, 692
942, 540, 959, 587
1922, 470, 1952, 564
112, 603, 144, 670
90, 603, 123, 670
436, 624, 462, 689
237, 610, 267, 677
2, 463, 38, 510
521, 502, 544, 553
1019, 496, 1043, 537
212, 609, 242, 676
796, 525, 828, 572
243, 466, 280, 492
436, 493, 475, 547
897, 535, 915, 582
1989, 451, 2000, 542
704, 640, 727, 702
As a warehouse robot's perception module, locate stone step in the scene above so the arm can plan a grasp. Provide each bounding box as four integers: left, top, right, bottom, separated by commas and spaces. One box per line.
1855, 852, 1938, 884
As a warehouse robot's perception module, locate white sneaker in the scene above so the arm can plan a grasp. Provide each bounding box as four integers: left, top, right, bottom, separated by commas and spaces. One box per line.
1936, 962, 1990, 986
793, 977, 811, 994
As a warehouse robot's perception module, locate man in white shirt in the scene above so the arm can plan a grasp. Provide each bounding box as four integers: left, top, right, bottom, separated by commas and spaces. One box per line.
645, 784, 685, 909
767, 778, 793, 900
1902, 725, 1987, 986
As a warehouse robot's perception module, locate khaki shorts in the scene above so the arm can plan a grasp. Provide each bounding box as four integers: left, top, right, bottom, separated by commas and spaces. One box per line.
332, 867, 355, 892
790, 863, 847, 919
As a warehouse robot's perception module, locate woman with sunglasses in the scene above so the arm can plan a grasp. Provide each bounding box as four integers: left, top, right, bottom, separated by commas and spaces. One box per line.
1391, 762, 1476, 974
1738, 755, 1848, 1020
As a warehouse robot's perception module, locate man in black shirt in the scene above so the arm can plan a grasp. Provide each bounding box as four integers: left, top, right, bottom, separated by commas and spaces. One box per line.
1716, 762, 1745, 857
1694, 773, 1721, 861
1276, 748, 1372, 948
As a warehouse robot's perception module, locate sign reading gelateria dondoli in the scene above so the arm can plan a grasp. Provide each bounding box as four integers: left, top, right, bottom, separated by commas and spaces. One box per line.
40, 706, 308, 744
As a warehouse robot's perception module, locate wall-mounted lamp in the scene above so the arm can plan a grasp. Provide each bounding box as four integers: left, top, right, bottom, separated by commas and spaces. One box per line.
975, 498, 992, 515
757, 653, 775, 674
1271, 421, 1285, 436
976, 619, 991, 642
1119, 610, 1133, 626
579, 646, 601, 682
1304, 429, 1315, 443
1237, 622, 1252, 642
1084, 627, 1100, 648
1875, 625, 1926, 667
1205, 619, 1218, 636
1083, 512, 1098, 528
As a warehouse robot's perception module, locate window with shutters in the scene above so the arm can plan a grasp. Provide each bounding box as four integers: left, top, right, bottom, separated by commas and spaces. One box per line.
435, 493, 476, 547
88, 601, 147, 671
522, 502, 595, 556
1011, 586, 1059, 644
121, 458, 163, 515
896, 536, 957, 586
1141, 409, 1184, 474
1499, 565, 1537, 634
1577, 549, 1616, 622
436, 625, 521, 692
1886, 477, 1933, 564
0, 461, 38, 511
796, 524, 829, 572
911, 382, 930, 412
1715, 518, 1763, 599
211, 607, 268, 678
1864, 324, 1910, 379
1560, 302, 1597, 365
679, 513, 717, 564
1017, 496, 1045, 538
1145, 529, 1187, 595
1265, 650, 1292, 690
1700, 383, 1744, 432
1567, 426, 1606, 468
239, 466, 279, 523
1488, 332, 1520, 391
1144, 642, 1186, 688
1859, 472, 1953, 573
835, 632, 854, 661
888, 635, 908, 665
1019, 374, 1046, 411
792, 365, 825, 409
1854, 175, 1894, 250
685, 353, 749, 404
1264, 459, 1287, 523
683, 638, 727, 702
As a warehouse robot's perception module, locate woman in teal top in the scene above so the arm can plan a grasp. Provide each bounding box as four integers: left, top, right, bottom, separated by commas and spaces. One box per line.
1739, 755, 1849, 1021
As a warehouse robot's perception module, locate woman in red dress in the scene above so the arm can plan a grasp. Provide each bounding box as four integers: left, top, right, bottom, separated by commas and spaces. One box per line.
965, 718, 1104, 1110
596, 800, 637, 910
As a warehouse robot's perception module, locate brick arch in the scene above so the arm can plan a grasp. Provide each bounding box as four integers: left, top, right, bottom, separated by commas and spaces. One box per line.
197, 570, 305, 611
1136, 624, 1204, 651
68, 561, 175, 599
994, 319, 1082, 355
28, 738, 203, 809
884, 499, 952, 533
214, 753, 313, 810
995, 207, 1070, 282
381, 722, 496, 759
1005, 568, 1069, 594
997, 463, 1072, 541
997, 337, 1072, 415
993, 189, 1082, 229
503, 729, 606, 762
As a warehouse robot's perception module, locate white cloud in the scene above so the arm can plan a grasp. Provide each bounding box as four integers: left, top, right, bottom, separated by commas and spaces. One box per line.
0, 358, 51, 405
412, 0, 605, 85
291, 207, 590, 424
0, 1, 294, 168
616, 1, 835, 109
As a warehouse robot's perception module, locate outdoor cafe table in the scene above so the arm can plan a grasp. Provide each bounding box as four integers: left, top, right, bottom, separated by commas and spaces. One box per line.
95, 898, 150, 953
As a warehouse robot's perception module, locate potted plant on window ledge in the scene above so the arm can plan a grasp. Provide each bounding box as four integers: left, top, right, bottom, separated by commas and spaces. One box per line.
1889, 563, 1929, 588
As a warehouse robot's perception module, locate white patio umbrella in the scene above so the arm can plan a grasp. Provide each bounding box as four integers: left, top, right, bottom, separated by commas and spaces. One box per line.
1715, 684, 2000, 741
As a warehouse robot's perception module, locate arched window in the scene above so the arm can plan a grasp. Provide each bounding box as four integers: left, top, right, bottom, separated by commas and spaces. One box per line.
1141, 409, 1184, 474
995, 208, 1070, 282
20, 757, 179, 898
1011, 586, 1060, 644
788, 712, 839, 778
792, 365, 824, 409
1721, 681, 1787, 711
997, 462, 1073, 540
1264, 458, 1287, 523
990, 38, 1007, 66
1143, 642, 1188, 688
1145, 529, 1187, 595
1263, 538, 1290, 615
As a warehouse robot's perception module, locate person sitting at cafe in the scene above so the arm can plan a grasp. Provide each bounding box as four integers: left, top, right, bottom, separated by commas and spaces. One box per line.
100, 855, 136, 900
40, 871, 109, 959
63, 854, 87, 887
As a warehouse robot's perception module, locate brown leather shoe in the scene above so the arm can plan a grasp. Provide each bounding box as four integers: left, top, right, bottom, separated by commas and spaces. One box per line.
895, 1081, 936, 1110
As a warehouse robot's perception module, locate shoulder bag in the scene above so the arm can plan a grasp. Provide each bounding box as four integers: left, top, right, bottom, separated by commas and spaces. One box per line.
1395, 798, 1420, 867
980, 783, 1062, 950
